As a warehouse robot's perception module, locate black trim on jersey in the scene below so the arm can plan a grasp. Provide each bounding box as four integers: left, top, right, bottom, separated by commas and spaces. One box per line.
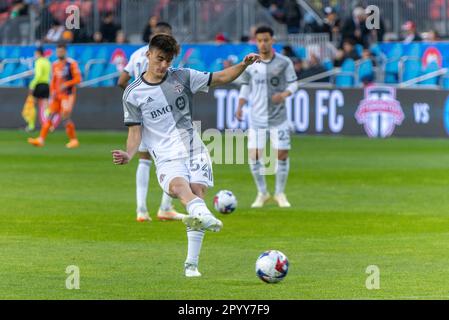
288, 79, 298, 83
124, 122, 142, 127
141, 72, 168, 86
207, 72, 213, 86
241, 82, 249, 85
123, 78, 143, 102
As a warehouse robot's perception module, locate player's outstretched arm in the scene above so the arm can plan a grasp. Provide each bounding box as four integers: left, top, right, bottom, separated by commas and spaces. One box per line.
112, 125, 141, 165
117, 71, 131, 90
210, 53, 260, 87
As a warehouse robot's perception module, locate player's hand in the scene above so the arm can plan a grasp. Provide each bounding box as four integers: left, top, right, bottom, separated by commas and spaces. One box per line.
272, 92, 288, 104
112, 150, 130, 165
243, 53, 261, 66
235, 107, 243, 121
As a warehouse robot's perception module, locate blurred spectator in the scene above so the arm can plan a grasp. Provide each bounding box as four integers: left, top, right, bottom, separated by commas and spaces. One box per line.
142, 15, 159, 43
425, 29, 441, 42
44, 19, 64, 43
334, 38, 361, 67
61, 29, 74, 43
100, 12, 120, 43
281, 45, 297, 59
401, 20, 422, 43
301, 54, 329, 82
116, 30, 128, 44
283, 0, 302, 34
303, 12, 322, 33
322, 6, 341, 42
35, 0, 54, 41
269, 1, 285, 23
215, 32, 229, 44
292, 57, 306, 79
0, 0, 29, 44
92, 31, 103, 43
341, 6, 370, 48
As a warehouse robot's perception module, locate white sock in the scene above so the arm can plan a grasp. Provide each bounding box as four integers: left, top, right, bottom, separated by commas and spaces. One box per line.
185, 229, 205, 267
185, 198, 211, 267
160, 192, 173, 211
275, 158, 290, 195
136, 159, 151, 213
186, 197, 213, 217
249, 159, 268, 194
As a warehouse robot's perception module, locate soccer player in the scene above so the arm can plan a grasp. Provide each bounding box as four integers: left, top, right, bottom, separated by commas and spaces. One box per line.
117, 22, 182, 223
25, 47, 51, 132
28, 43, 82, 148
235, 26, 299, 208
112, 34, 260, 277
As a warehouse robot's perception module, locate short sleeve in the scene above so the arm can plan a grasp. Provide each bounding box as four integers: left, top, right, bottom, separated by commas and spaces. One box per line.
123, 97, 142, 126
123, 55, 135, 76
238, 69, 251, 85
189, 69, 212, 94
285, 59, 298, 83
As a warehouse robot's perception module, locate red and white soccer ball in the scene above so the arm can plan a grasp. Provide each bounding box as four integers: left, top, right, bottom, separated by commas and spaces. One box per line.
255, 250, 289, 284
213, 190, 237, 214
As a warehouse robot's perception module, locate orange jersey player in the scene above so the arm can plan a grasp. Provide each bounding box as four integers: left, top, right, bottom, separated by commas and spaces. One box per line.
28, 42, 82, 148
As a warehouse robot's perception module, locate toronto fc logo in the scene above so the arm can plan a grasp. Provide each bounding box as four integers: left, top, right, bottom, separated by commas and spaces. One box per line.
355, 86, 404, 138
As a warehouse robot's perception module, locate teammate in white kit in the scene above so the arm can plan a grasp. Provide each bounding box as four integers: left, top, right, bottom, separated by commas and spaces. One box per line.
117, 22, 184, 223
236, 26, 299, 208
112, 34, 260, 277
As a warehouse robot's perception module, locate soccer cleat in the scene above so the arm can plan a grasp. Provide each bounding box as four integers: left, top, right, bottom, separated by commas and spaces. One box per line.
185, 263, 201, 277
157, 207, 186, 221
182, 213, 223, 232
28, 137, 44, 147
273, 193, 291, 208
136, 211, 152, 222
66, 139, 80, 149
251, 193, 271, 208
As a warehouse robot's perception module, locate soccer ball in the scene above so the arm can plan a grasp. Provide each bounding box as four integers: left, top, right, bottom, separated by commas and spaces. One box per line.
255, 250, 289, 283
213, 190, 237, 214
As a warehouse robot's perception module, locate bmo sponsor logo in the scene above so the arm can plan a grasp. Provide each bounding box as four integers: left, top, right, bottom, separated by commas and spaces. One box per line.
214, 89, 344, 133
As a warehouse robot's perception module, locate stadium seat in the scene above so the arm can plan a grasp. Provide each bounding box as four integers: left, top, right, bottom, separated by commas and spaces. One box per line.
335, 58, 355, 87
86, 63, 107, 87
358, 59, 375, 84
100, 64, 119, 87
384, 44, 403, 84
401, 57, 421, 83
420, 61, 440, 85
323, 59, 334, 71
442, 73, 449, 90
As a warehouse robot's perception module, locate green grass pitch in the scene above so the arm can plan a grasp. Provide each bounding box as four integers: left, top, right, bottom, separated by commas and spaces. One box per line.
2, 129, 449, 299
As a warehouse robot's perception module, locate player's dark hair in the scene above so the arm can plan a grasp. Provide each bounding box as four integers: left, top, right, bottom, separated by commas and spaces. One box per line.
149, 34, 180, 60
255, 26, 274, 37
56, 42, 67, 49
36, 47, 44, 55
153, 21, 172, 36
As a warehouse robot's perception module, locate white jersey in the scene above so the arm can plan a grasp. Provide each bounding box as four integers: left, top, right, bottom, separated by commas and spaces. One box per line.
239, 53, 298, 128
123, 46, 148, 79
123, 68, 212, 164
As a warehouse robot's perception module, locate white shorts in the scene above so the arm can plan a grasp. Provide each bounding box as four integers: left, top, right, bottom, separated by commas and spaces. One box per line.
138, 140, 149, 153
248, 122, 291, 150
155, 151, 214, 194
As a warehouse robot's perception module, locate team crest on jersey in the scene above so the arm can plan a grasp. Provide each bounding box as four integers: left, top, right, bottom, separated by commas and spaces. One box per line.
270, 77, 280, 87
174, 82, 184, 94
355, 86, 404, 138
176, 96, 186, 110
